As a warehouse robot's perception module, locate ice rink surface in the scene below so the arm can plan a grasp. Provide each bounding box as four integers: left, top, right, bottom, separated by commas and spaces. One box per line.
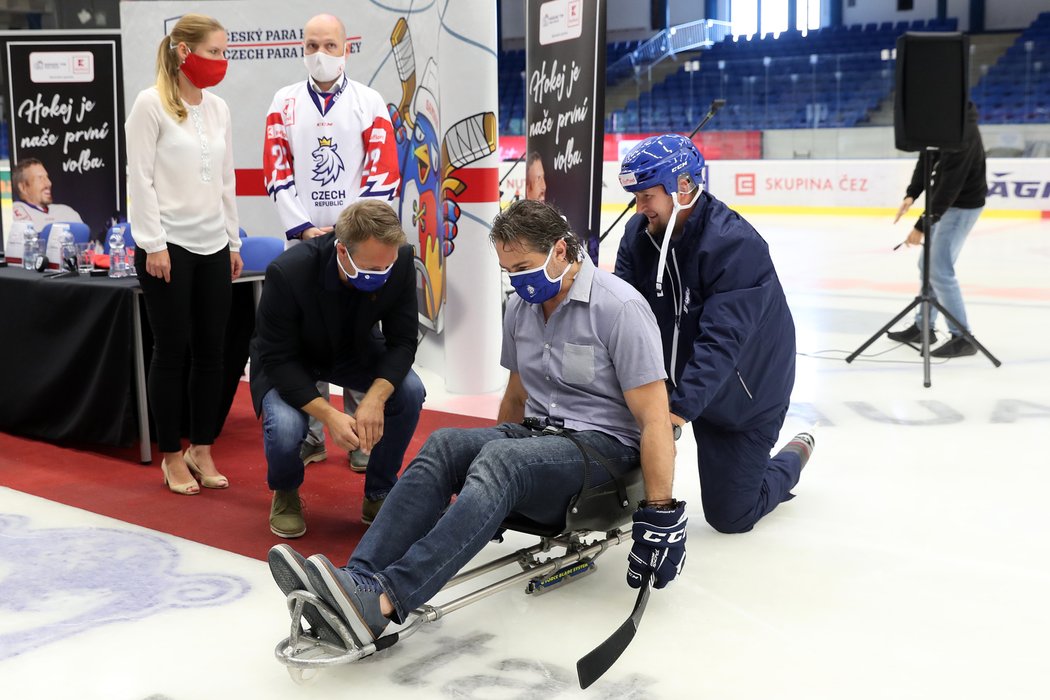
2, 211, 1049, 699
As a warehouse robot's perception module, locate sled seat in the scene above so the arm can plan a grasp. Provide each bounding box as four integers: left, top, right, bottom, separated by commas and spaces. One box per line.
500, 465, 645, 537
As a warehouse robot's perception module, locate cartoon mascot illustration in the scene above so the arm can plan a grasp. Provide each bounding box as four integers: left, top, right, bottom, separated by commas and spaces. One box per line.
387, 18, 497, 333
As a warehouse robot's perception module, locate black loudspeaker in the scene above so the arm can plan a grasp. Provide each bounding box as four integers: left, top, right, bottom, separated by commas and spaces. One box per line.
894, 32, 969, 151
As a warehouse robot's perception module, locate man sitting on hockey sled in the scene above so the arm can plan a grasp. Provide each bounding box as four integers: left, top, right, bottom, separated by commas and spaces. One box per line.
269, 199, 687, 646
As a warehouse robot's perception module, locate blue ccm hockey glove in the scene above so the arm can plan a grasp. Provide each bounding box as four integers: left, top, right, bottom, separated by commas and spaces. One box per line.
627, 501, 687, 589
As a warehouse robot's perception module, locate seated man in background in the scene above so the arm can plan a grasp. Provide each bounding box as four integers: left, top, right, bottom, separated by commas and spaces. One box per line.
250, 199, 425, 535
268, 199, 687, 646
524, 151, 546, 201
11, 158, 84, 229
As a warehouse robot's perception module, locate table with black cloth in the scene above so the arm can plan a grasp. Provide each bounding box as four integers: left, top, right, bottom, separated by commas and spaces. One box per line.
0, 266, 261, 463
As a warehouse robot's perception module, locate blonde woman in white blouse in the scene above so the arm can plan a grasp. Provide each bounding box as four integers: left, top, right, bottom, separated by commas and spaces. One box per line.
126, 13, 243, 495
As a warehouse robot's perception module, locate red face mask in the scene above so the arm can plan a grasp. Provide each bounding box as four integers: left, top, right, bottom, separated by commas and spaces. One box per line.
180, 52, 228, 89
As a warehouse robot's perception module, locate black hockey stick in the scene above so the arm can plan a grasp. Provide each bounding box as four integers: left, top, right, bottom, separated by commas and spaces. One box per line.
598, 98, 727, 244
576, 576, 652, 689
498, 149, 528, 196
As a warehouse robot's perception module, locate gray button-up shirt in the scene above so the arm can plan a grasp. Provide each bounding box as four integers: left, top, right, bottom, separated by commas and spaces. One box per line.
501, 256, 667, 448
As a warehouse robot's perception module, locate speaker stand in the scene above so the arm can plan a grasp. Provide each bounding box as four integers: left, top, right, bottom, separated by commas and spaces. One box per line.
845, 147, 1000, 386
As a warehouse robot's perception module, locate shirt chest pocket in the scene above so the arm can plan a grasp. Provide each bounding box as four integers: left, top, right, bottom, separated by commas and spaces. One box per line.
562, 342, 595, 385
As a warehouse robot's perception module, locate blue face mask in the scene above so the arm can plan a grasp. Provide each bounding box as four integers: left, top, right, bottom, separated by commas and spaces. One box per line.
508, 245, 568, 304
335, 240, 394, 292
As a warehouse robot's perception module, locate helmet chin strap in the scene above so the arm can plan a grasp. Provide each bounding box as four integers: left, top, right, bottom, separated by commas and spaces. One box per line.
655, 187, 701, 297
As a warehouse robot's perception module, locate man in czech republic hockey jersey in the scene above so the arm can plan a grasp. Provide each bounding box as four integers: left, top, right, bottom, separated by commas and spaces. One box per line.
262, 13, 402, 483
616, 134, 815, 535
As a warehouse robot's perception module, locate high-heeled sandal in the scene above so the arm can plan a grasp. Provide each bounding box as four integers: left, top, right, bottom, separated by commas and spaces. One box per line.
184, 449, 229, 489
161, 460, 200, 495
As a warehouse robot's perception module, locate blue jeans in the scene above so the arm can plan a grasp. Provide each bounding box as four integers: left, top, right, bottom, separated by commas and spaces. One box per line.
346, 424, 640, 622
260, 369, 425, 500
913, 206, 983, 335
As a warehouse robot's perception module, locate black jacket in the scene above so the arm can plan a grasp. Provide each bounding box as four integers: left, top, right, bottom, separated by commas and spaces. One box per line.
906, 103, 987, 232
248, 233, 418, 416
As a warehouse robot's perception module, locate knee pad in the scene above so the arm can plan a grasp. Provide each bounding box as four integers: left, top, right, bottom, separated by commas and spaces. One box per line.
704, 510, 756, 535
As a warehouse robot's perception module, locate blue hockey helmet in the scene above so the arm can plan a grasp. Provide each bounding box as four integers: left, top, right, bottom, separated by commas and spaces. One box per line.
618, 134, 705, 197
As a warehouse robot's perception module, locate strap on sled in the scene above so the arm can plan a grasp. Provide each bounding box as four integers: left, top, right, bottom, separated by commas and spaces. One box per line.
499, 418, 644, 537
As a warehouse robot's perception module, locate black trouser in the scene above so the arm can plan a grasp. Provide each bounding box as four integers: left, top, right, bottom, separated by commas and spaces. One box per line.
136, 243, 231, 453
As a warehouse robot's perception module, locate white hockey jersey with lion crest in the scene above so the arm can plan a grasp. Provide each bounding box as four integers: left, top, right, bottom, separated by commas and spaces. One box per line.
263, 75, 400, 239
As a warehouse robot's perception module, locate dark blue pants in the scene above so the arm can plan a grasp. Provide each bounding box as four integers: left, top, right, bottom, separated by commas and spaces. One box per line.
692, 414, 802, 534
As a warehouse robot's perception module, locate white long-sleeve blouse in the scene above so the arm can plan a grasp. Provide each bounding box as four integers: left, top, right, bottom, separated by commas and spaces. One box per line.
125, 86, 241, 255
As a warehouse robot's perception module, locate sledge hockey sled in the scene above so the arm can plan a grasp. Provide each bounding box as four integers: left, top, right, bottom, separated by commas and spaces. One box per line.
273, 464, 645, 681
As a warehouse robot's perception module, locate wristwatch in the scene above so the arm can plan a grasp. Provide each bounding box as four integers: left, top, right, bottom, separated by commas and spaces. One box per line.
672, 424, 682, 441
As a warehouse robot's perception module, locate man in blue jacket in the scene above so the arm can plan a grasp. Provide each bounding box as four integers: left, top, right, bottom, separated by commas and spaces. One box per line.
615, 133, 813, 534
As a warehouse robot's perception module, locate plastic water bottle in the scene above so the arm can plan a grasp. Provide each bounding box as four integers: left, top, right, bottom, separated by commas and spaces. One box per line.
22, 223, 38, 271
108, 228, 129, 278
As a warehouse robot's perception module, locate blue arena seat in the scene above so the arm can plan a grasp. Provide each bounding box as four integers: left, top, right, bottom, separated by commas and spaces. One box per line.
239, 236, 285, 272
504, 13, 1048, 137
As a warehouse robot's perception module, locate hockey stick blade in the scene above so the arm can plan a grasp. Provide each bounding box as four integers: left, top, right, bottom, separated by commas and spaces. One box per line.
576, 578, 651, 689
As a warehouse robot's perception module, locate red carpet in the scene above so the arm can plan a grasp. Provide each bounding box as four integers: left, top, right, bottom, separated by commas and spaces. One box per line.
0, 383, 491, 562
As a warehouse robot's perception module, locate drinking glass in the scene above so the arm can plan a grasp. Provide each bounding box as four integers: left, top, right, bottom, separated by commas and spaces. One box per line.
76, 243, 95, 273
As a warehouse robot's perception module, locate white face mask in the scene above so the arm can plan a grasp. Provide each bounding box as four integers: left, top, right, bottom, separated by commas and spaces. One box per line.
304, 50, 345, 83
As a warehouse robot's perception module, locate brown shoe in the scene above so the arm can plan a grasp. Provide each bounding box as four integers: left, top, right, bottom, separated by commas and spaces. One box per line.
270, 489, 306, 538
348, 449, 369, 473
300, 441, 327, 467
361, 496, 385, 525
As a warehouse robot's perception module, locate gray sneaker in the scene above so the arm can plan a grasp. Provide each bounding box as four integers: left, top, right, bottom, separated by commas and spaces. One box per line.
304, 554, 390, 644
270, 489, 306, 538
361, 496, 385, 525
267, 544, 342, 646
300, 441, 327, 466
348, 449, 369, 473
